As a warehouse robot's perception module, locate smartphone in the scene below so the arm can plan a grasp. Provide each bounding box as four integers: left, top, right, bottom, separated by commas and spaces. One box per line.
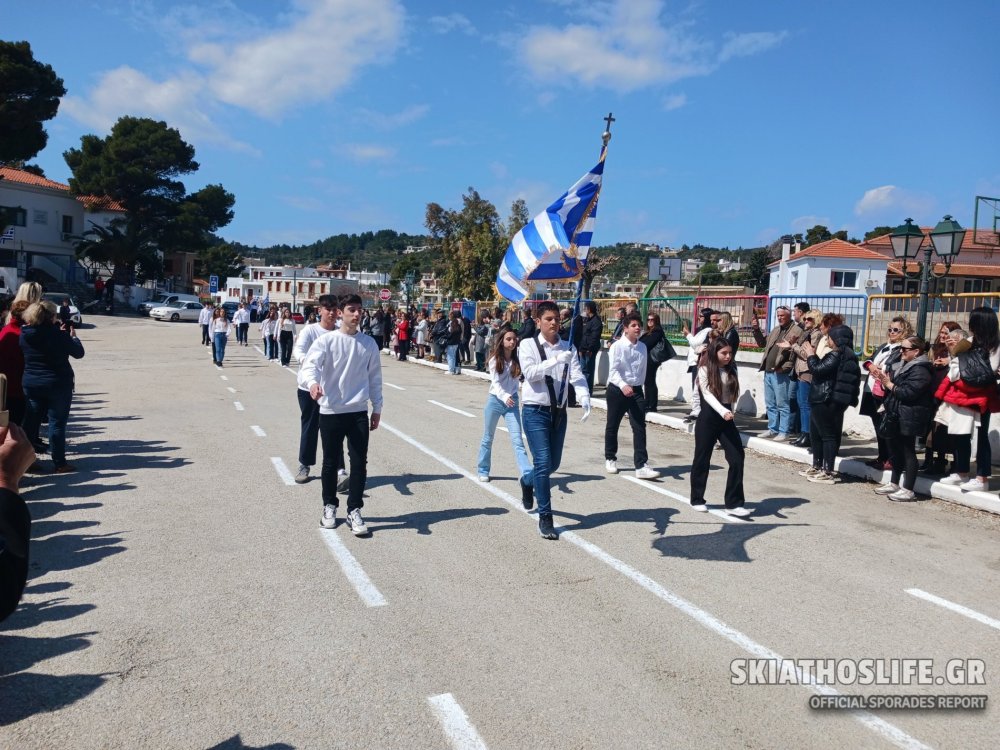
0, 372, 8, 428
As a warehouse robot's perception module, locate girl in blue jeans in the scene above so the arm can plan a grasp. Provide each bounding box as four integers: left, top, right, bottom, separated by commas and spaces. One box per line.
477, 328, 532, 484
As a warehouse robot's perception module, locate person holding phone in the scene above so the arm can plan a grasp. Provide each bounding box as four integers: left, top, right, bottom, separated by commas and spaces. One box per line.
751, 305, 802, 441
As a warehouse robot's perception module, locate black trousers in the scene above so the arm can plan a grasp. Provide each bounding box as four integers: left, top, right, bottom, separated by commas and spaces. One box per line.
319, 411, 369, 510
279, 330, 294, 365
644, 362, 660, 412
604, 384, 648, 466
810, 402, 845, 472
398, 339, 410, 361
690, 405, 745, 508
298, 389, 344, 471
201, 324, 210, 345
890, 434, 919, 490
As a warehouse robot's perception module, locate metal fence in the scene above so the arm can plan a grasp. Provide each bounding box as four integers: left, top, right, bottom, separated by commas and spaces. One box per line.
768, 294, 869, 350
694, 294, 768, 349
641, 296, 696, 344
863, 294, 1000, 355
594, 297, 639, 337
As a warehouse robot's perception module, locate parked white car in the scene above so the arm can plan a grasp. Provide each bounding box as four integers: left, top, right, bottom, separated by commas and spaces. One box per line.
151, 301, 204, 322
41, 293, 82, 326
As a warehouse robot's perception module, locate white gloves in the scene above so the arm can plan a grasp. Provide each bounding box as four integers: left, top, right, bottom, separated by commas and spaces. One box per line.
580, 396, 592, 422
555, 350, 573, 365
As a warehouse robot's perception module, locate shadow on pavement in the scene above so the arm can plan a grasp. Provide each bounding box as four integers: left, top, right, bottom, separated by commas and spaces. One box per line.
366, 472, 463, 496
207, 735, 295, 750
652, 522, 807, 563
0, 672, 106, 725
550, 472, 603, 495
748, 496, 811, 519
555, 505, 677, 535
365, 506, 508, 535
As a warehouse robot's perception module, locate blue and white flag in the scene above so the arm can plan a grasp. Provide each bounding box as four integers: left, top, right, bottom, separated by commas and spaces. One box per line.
261, 293, 270, 309
0, 226, 13, 245
495, 152, 605, 303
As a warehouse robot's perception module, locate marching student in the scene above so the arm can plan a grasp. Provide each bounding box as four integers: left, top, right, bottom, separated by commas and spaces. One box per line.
689, 337, 750, 516
476, 326, 533, 488
300, 294, 383, 536
210, 307, 230, 367
232, 302, 250, 346
277, 307, 297, 367
198, 302, 213, 346
604, 312, 659, 479
519, 301, 591, 540
259, 309, 278, 360
292, 295, 346, 489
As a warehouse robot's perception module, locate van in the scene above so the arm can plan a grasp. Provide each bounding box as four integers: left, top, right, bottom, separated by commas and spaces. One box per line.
138, 292, 201, 316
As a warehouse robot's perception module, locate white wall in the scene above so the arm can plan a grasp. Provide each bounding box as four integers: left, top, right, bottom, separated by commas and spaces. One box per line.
0, 181, 82, 259
771, 258, 888, 297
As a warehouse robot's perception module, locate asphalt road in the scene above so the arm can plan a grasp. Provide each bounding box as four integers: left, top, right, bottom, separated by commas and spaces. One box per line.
2, 316, 998, 750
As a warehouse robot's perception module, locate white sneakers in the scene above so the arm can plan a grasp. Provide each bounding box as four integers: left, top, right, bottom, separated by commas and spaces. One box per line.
940, 474, 964, 485
874, 483, 900, 495
605, 460, 618, 474
888, 488, 916, 502
690, 503, 708, 512
478, 475, 490, 483
345, 508, 369, 536
689, 503, 752, 517
635, 465, 660, 480
959, 477, 987, 492
320, 504, 336, 529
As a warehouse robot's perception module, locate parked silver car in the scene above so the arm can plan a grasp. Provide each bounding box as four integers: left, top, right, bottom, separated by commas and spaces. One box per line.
41, 293, 82, 326
150, 301, 204, 322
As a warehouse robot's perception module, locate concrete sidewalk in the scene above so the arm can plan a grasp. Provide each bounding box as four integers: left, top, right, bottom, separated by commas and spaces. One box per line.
386, 350, 1000, 517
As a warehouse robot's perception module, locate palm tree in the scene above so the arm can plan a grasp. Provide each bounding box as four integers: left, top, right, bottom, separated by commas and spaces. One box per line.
75, 219, 161, 285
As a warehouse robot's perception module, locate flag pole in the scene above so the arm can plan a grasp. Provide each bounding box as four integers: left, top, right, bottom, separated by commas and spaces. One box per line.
557, 114, 613, 405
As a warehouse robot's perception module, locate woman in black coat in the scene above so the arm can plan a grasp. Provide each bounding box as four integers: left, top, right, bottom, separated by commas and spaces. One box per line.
800, 325, 861, 484
873, 336, 935, 501
640, 313, 666, 412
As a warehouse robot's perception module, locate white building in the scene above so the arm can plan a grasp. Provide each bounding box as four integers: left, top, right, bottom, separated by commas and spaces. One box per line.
767, 238, 889, 297
222, 264, 358, 309
718, 258, 743, 273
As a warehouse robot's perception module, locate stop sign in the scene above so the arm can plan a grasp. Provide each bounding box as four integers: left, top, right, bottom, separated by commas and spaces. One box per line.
379, 288, 391, 301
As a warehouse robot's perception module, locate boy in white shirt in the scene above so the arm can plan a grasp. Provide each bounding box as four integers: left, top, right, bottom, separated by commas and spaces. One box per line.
605, 313, 659, 480
300, 294, 383, 536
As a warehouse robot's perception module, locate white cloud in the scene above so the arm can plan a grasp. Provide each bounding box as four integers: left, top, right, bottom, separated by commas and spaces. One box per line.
429, 13, 476, 35
518, 0, 786, 91
854, 185, 935, 218
356, 104, 430, 130
340, 143, 396, 162
662, 93, 687, 111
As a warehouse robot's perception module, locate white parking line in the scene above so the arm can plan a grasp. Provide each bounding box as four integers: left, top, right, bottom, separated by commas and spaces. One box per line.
385, 382, 405, 390
220, 375, 229, 381
619, 475, 748, 524
253, 345, 265, 356
427, 693, 488, 750
428, 400, 475, 418
380, 420, 928, 750
251, 425, 266, 437
906, 588, 1000, 631
270, 457, 296, 486
234, 401, 245, 411
319, 528, 388, 607
227, 387, 237, 393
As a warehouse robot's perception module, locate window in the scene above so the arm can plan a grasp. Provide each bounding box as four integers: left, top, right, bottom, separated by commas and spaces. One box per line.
963, 278, 992, 294
790, 270, 799, 290
284, 281, 290, 292
267, 281, 273, 291
62, 215, 73, 234
33, 209, 48, 225
1, 206, 27, 227
830, 270, 859, 289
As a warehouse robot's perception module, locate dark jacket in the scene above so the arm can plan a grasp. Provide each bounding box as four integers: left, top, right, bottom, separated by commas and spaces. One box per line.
807, 326, 861, 408
885, 356, 935, 436
447, 318, 463, 346
20, 323, 85, 390
431, 317, 449, 344
640, 327, 666, 366
579, 315, 603, 354
560, 315, 584, 349
517, 317, 537, 342
0, 488, 30, 622
722, 326, 740, 355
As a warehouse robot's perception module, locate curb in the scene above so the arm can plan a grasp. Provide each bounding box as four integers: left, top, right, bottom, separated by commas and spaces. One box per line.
383, 350, 1000, 516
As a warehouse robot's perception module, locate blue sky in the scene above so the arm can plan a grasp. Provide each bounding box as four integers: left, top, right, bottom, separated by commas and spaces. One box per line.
6, 0, 1000, 251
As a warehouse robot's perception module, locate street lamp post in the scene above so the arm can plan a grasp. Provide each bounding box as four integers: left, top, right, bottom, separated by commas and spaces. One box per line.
890, 216, 966, 339
404, 270, 415, 310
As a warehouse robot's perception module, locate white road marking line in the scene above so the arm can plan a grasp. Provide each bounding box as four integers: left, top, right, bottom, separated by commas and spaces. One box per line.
220, 375, 229, 381
427, 693, 489, 750
251, 425, 266, 437
319, 529, 388, 607
234, 401, 245, 411
906, 588, 1000, 631
381, 421, 929, 750
385, 382, 406, 390
270, 457, 296, 486
428, 400, 475, 418
620, 475, 748, 524
253, 345, 265, 356
227, 387, 237, 393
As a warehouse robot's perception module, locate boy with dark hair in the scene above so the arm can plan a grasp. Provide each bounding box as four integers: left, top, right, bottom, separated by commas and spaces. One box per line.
300, 294, 383, 536
518, 300, 591, 540
605, 312, 659, 479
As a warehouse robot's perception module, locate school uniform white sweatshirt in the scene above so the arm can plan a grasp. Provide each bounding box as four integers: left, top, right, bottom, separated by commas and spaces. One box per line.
299, 329, 384, 415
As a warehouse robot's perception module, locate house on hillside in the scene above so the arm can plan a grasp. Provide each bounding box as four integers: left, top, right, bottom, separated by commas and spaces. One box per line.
768, 238, 889, 296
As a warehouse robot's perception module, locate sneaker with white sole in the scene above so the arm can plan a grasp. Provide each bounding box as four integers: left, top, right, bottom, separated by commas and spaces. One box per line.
345, 508, 369, 536
873, 482, 899, 495
726, 507, 752, 518
939, 473, 964, 485
759, 430, 778, 439
478, 475, 490, 482
635, 464, 660, 480
605, 459, 618, 474
798, 466, 821, 477
337, 471, 350, 494
888, 488, 917, 502
690, 503, 709, 512
320, 504, 337, 529
772, 433, 789, 443
295, 465, 310, 484
808, 471, 836, 484
959, 477, 987, 492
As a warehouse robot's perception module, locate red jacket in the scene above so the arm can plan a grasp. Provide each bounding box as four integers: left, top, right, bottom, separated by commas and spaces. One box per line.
934, 376, 1000, 414
0, 318, 24, 398
397, 319, 410, 341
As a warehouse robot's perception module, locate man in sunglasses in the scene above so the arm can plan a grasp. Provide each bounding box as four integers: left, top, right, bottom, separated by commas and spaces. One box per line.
752, 305, 802, 441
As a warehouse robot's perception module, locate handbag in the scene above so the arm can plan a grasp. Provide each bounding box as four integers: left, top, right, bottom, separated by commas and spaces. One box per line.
958, 348, 996, 388
649, 337, 676, 364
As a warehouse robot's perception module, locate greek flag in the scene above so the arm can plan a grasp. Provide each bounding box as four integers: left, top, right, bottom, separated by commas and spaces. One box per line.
0, 227, 13, 245
261, 293, 270, 309
495, 151, 605, 303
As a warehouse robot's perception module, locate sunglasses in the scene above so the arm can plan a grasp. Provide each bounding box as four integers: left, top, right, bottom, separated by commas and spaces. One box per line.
900, 346, 915, 351
887, 327, 902, 333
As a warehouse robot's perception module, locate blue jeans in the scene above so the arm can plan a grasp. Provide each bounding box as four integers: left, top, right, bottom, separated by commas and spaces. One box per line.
446, 344, 460, 373
477, 395, 533, 482
797, 379, 812, 434
214, 332, 228, 363
579, 352, 596, 394
24, 382, 73, 467
521, 405, 568, 515
763, 371, 792, 434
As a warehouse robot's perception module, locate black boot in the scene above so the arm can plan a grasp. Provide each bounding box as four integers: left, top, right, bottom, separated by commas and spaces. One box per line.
538, 513, 558, 540
520, 478, 534, 511
798, 434, 811, 449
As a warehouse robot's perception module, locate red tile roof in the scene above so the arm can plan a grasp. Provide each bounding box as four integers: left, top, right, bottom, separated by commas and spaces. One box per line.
862, 228, 1000, 256
77, 195, 126, 213
767, 238, 889, 267
0, 166, 69, 191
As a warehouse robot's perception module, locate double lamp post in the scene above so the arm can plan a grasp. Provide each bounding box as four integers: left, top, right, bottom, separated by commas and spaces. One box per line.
890, 215, 967, 339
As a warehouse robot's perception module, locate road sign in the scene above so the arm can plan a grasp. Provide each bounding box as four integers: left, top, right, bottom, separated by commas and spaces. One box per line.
379, 288, 391, 301
209, 275, 219, 294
